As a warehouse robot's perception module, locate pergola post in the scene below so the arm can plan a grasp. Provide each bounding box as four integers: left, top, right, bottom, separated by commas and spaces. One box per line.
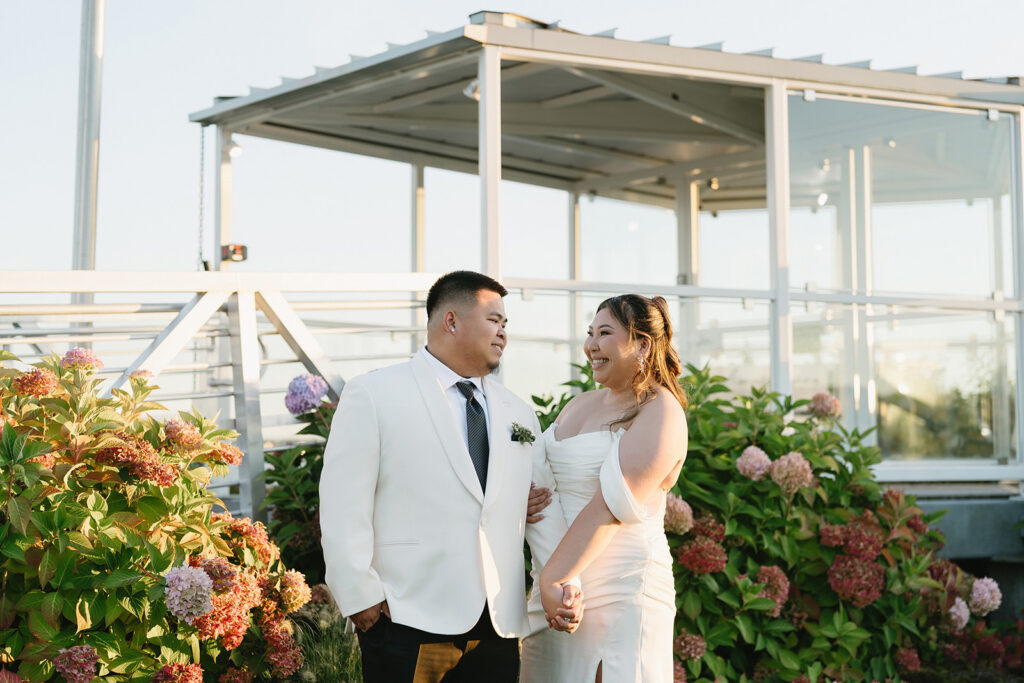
568, 191, 582, 380
853, 145, 877, 442
71, 0, 105, 306
479, 46, 502, 277
675, 179, 701, 356
766, 81, 793, 396
214, 127, 234, 272
411, 164, 426, 351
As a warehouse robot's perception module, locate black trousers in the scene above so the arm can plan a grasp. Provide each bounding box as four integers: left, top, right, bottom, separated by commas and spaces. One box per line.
356, 604, 519, 683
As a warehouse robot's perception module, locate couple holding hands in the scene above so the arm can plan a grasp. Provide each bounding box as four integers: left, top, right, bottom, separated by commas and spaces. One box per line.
320, 270, 689, 682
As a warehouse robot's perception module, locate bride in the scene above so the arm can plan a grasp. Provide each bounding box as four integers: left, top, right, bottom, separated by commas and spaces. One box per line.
521, 294, 689, 683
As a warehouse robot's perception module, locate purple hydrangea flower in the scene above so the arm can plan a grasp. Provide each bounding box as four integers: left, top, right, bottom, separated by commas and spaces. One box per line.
736, 445, 772, 481
164, 564, 214, 624
949, 596, 970, 630
285, 374, 329, 415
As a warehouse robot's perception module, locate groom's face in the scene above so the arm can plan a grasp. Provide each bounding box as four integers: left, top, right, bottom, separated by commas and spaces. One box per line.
453, 289, 507, 375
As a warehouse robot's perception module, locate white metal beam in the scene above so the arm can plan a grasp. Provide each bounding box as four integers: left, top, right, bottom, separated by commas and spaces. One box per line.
565, 66, 764, 145
541, 85, 614, 109
228, 291, 266, 522
374, 62, 547, 113
214, 128, 233, 272
72, 0, 104, 278
255, 290, 345, 400
766, 81, 793, 395
479, 46, 502, 276
575, 149, 764, 194
102, 290, 231, 396
504, 135, 672, 166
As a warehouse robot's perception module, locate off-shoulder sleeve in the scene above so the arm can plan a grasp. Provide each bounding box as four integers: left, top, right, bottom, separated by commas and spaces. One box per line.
599, 439, 650, 525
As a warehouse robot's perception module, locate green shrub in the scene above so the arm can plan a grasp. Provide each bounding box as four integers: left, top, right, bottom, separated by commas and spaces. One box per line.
0, 351, 310, 682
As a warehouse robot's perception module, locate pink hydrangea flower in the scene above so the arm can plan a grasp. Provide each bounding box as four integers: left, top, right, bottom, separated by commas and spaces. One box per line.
770, 452, 813, 496
218, 668, 253, 683
949, 596, 970, 631
310, 583, 333, 604
190, 556, 238, 593
61, 347, 103, 371
152, 663, 203, 683
676, 536, 727, 575
164, 565, 214, 624
756, 565, 790, 618
54, 645, 99, 683
263, 616, 304, 677
130, 369, 154, 380
673, 661, 688, 683
673, 630, 706, 661
736, 445, 772, 481
164, 416, 202, 450
210, 442, 244, 466
280, 569, 312, 613
895, 646, 921, 671
969, 577, 1002, 617
809, 392, 841, 418
827, 555, 884, 608
664, 494, 694, 535
11, 368, 58, 397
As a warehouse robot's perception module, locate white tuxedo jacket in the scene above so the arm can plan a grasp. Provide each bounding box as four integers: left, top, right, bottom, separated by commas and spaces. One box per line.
319, 352, 569, 637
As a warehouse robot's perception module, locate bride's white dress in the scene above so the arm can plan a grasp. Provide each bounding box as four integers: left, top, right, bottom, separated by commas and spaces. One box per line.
520, 426, 679, 683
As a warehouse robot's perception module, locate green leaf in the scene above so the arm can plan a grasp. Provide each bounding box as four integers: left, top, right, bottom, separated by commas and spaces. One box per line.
102, 568, 142, 588
40, 593, 62, 628
777, 648, 800, 671
37, 548, 57, 588
85, 630, 123, 657
28, 609, 58, 641
6, 495, 32, 535
682, 591, 702, 620
735, 613, 755, 644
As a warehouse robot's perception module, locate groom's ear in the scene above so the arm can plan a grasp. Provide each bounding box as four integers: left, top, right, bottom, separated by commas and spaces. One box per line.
443, 309, 457, 334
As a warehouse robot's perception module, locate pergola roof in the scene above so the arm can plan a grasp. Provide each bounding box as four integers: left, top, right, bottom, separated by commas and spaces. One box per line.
190, 11, 1024, 210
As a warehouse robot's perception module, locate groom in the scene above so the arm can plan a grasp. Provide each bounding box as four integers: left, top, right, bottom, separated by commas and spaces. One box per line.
320, 270, 583, 682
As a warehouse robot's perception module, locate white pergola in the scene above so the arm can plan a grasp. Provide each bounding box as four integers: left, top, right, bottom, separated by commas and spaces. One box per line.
188, 10, 1024, 483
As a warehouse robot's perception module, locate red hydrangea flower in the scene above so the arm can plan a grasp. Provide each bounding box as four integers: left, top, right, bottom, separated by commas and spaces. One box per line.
262, 615, 304, 677
673, 629, 706, 661
756, 565, 790, 618
827, 555, 884, 608
676, 536, 727, 575
210, 442, 244, 466
895, 646, 921, 671
152, 663, 203, 683
192, 569, 262, 650
690, 513, 725, 542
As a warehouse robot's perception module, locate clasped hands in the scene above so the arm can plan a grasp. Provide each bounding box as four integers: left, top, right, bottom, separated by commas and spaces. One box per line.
541, 582, 585, 634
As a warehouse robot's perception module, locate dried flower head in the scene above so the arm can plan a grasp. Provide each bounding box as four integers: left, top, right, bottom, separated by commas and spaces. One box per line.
61, 347, 103, 371
673, 629, 707, 661
54, 645, 99, 683
210, 442, 244, 466
152, 662, 203, 683
969, 577, 1002, 617
949, 596, 970, 631
809, 391, 841, 418
770, 452, 813, 496
756, 565, 790, 618
11, 368, 58, 397
164, 565, 214, 624
664, 494, 694, 535
827, 555, 884, 608
280, 570, 312, 613
164, 416, 202, 450
736, 445, 772, 481
676, 536, 727, 575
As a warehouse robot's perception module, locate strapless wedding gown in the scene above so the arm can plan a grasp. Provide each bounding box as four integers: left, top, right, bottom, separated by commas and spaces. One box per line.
520, 426, 678, 683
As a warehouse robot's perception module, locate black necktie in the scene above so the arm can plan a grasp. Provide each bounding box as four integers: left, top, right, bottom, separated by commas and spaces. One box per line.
456, 380, 489, 492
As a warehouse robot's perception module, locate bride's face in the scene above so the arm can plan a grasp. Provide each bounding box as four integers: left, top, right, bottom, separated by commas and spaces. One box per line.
584, 307, 642, 389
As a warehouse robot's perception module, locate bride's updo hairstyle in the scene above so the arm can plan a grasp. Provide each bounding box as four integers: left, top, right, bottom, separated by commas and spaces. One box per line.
596, 294, 687, 429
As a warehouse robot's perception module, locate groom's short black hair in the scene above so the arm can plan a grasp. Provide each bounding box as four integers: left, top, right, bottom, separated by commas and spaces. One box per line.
426, 271, 508, 320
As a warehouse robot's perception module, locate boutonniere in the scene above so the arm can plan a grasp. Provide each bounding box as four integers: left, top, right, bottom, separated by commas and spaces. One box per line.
510, 422, 536, 444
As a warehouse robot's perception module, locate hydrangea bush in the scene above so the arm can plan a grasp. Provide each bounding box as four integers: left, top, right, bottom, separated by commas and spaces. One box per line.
536, 363, 1022, 681
0, 350, 310, 681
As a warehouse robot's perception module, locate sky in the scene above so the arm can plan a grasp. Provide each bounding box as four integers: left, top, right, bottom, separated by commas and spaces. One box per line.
3, 0, 1024, 275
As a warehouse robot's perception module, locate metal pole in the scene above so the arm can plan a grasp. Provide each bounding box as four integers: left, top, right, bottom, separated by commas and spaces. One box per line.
766, 81, 793, 396
71, 0, 105, 294
411, 164, 426, 351
568, 192, 582, 381
675, 180, 701, 359
854, 145, 877, 443
214, 127, 234, 272
479, 46, 502, 277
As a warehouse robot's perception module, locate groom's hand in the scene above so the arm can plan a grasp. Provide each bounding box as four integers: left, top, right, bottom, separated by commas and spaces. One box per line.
526, 483, 552, 523
549, 584, 584, 634
350, 600, 389, 632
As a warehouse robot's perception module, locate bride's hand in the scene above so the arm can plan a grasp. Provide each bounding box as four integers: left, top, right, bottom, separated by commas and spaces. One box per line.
540, 581, 565, 625
541, 583, 583, 634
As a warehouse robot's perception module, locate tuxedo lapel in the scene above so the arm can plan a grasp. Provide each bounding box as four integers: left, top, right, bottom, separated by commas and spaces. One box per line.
410, 354, 485, 504
482, 376, 510, 510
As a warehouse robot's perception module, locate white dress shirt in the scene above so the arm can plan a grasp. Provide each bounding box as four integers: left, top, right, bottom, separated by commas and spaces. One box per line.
419, 346, 490, 449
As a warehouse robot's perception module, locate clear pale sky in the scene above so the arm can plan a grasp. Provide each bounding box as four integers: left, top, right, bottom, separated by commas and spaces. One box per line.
3, 0, 1024, 274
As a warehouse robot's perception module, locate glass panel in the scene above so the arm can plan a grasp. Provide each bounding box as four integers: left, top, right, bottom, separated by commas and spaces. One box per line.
580, 196, 677, 285
788, 95, 1015, 297
699, 209, 770, 290
873, 310, 1016, 461
791, 302, 858, 428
